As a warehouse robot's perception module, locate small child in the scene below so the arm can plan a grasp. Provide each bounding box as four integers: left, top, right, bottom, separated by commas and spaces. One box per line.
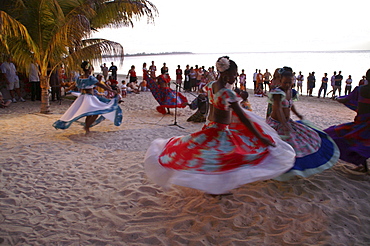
0, 92, 11, 108
240, 91, 252, 111
121, 80, 127, 97
140, 80, 148, 92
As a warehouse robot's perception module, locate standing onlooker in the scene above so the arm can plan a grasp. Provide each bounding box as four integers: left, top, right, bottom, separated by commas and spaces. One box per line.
263, 69, 271, 92
206, 67, 216, 83
143, 62, 149, 81
345, 75, 352, 95
196, 66, 204, 91
109, 62, 118, 80
329, 71, 337, 98
101, 63, 109, 81
307, 71, 316, 97
253, 69, 258, 90
292, 72, 297, 88
126, 65, 137, 84
189, 67, 197, 92
121, 80, 127, 98
239, 69, 246, 91
0, 57, 25, 102
149, 61, 156, 77
161, 63, 168, 75
296, 71, 304, 94
256, 69, 263, 90
59, 64, 66, 83
176, 65, 182, 91
183, 65, 191, 92
49, 67, 61, 102
318, 73, 328, 98
211, 66, 218, 80
29, 62, 41, 101
306, 73, 311, 96
333, 70, 343, 97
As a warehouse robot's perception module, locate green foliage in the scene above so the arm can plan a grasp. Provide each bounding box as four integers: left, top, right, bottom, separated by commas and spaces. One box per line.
0, 0, 157, 113
0, 0, 157, 74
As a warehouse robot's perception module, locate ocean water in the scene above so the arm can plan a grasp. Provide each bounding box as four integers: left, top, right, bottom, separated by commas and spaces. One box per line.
97, 51, 370, 94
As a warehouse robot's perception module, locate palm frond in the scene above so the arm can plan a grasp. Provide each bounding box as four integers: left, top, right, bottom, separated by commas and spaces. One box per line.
90, 0, 158, 29
63, 38, 124, 72
0, 10, 38, 62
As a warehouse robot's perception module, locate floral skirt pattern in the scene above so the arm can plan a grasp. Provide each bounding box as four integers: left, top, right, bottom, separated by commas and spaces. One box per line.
144, 111, 295, 194
146, 77, 188, 114
324, 113, 370, 166
266, 117, 321, 158
267, 117, 339, 181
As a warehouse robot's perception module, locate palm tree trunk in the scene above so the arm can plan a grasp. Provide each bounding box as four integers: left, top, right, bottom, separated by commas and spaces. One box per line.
40, 75, 51, 114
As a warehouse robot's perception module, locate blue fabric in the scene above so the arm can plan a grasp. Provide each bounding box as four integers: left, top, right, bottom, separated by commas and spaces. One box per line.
76, 76, 98, 89
53, 96, 122, 130
275, 121, 339, 181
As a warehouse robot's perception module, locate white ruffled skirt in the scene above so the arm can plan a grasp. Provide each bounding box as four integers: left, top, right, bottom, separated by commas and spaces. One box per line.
53, 94, 122, 129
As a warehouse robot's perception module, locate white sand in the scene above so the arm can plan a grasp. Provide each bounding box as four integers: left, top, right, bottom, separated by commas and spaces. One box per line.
1, 83, 370, 245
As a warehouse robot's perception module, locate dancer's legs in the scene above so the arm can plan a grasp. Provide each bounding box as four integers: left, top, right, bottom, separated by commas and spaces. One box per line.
84, 115, 99, 134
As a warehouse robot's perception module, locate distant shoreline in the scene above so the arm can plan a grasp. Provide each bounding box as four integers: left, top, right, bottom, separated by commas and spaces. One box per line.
104, 50, 370, 58
103, 52, 193, 58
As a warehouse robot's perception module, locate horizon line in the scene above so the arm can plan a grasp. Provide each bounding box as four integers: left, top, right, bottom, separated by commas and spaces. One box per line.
117, 49, 370, 57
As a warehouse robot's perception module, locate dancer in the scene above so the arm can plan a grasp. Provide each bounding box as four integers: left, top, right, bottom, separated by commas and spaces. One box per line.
266, 66, 339, 181
324, 69, 370, 172
144, 56, 295, 195
146, 70, 188, 114
53, 61, 122, 134
265, 68, 281, 119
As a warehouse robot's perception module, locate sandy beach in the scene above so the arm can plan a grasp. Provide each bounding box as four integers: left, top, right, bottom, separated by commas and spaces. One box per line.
1, 80, 369, 245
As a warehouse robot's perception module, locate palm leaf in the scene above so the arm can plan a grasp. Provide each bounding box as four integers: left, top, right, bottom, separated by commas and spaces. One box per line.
63, 38, 124, 71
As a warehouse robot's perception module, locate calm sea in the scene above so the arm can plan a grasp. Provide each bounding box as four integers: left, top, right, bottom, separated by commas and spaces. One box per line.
97, 51, 370, 95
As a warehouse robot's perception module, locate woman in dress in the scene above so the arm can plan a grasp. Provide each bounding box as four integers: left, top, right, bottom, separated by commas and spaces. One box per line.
183, 65, 191, 92
266, 66, 339, 181
144, 56, 295, 195
53, 61, 122, 134
142, 62, 149, 81
146, 71, 188, 114
324, 69, 370, 172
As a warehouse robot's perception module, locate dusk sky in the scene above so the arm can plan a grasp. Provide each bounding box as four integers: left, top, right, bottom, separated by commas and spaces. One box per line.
92, 0, 370, 54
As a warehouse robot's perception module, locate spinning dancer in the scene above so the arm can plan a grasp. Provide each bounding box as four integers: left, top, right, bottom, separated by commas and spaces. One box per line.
324, 69, 370, 172
144, 56, 295, 195
53, 61, 122, 134
146, 71, 188, 114
266, 66, 339, 181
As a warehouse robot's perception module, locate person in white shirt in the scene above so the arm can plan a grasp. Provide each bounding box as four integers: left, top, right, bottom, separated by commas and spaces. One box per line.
345, 75, 352, 95
29, 62, 41, 101
0, 57, 25, 102
292, 72, 297, 88
296, 71, 304, 94
328, 71, 337, 99
253, 69, 258, 90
